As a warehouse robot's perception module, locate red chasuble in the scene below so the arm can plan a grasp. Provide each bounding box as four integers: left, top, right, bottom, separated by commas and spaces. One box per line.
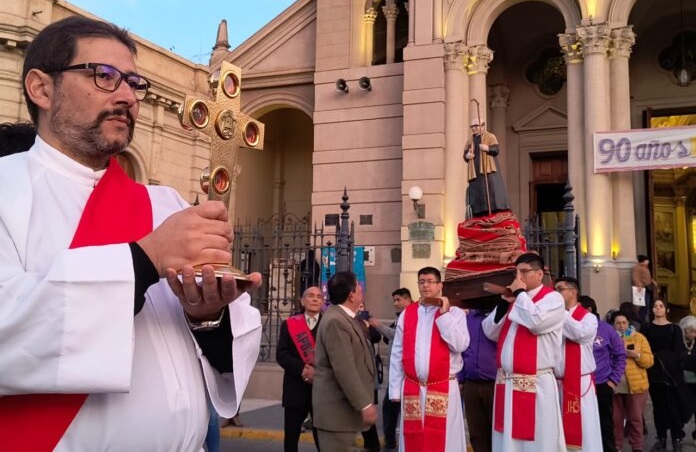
493, 285, 554, 441
401, 303, 450, 452
0, 157, 153, 452
562, 305, 590, 449
286, 314, 316, 365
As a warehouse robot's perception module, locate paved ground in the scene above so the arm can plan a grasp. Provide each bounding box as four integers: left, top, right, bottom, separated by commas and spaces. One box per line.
215, 395, 696, 451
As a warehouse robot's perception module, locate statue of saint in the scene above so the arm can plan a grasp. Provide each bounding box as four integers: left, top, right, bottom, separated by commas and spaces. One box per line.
463, 120, 510, 217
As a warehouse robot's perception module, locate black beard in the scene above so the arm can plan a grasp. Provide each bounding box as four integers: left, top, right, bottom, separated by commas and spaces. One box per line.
49, 95, 135, 163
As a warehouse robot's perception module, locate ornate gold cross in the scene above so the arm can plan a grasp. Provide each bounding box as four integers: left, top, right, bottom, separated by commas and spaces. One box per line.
178, 61, 265, 278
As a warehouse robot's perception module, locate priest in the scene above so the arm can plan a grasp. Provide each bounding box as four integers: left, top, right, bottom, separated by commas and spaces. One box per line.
0, 17, 261, 451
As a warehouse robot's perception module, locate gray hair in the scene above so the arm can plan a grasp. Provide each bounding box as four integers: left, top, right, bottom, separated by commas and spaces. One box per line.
679, 315, 696, 333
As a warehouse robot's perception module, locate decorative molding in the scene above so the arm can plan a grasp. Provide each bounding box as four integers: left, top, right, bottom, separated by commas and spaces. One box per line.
489, 84, 510, 109
558, 33, 583, 64
382, 4, 399, 21
364, 7, 378, 23
576, 24, 611, 56
609, 26, 635, 59
512, 104, 568, 132
443, 41, 467, 72
466, 45, 493, 75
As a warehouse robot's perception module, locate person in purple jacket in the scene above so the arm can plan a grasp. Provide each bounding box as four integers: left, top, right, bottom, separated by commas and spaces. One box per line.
579, 295, 627, 452
457, 308, 497, 452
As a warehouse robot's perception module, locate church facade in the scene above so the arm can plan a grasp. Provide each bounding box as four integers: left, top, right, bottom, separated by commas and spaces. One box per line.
2, 0, 696, 316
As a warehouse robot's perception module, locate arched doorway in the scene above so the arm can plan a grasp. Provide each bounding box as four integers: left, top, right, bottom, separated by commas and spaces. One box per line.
235, 107, 313, 224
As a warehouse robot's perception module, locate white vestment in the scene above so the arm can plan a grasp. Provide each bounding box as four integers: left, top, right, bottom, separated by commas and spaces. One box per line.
0, 138, 262, 451
481, 285, 567, 452
389, 304, 470, 452
555, 305, 602, 452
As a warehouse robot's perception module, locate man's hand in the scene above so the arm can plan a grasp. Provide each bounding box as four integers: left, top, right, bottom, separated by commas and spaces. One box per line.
361, 404, 378, 426
301, 363, 314, 383
626, 349, 640, 360
367, 317, 382, 328
480, 143, 489, 152
607, 381, 616, 389
465, 150, 474, 160
439, 296, 450, 314
165, 265, 262, 321
138, 201, 232, 276
507, 274, 527, 302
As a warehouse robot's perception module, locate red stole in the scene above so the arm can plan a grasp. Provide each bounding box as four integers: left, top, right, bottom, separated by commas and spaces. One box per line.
401, 303, 449, 452
0, 157, 153, 452
286, 314, 316, 365
494, 285, 554, 441
562, 305, 589, 449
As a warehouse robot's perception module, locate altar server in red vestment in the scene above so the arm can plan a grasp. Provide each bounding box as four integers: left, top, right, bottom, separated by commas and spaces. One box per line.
389, 266, 469, 452
0, 17, 261, 451
554, 277, 602, 451
482, 253, 566, 452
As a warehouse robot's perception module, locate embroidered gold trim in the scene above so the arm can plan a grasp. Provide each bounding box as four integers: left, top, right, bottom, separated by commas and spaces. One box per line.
495, 368, 553, 393
424, 393, 449, 418
403, 396, 421, 421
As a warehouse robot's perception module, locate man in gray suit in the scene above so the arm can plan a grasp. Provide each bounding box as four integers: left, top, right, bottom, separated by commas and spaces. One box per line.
312, 271, 378, 451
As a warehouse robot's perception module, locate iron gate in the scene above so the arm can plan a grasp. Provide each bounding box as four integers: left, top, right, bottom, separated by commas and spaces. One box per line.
523, 183, 581, 281
232, 191, 354, 362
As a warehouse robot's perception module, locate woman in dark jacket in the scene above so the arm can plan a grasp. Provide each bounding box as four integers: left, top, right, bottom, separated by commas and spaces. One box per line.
643, 299, 688, 451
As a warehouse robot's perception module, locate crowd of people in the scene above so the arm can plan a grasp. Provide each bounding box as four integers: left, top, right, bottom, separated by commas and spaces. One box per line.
5, 14, 696, 452
274, 253, 696, 452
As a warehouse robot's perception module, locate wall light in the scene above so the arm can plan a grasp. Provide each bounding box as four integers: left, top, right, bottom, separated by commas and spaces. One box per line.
358, 76, 372, 91
335, 78, 349, 93
591, 258, 604, 273
408, 186, 425, 219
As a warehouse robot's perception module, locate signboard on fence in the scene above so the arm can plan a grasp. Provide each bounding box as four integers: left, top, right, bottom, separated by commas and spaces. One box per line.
320, 247, 366, 304
593, 126, 696, 173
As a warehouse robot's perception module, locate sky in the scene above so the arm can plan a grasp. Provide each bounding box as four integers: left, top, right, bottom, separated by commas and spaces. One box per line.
67, 0, 297, 64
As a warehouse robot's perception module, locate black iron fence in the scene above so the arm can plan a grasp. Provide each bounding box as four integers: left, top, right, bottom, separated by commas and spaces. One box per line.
232, 189, 354, 362
523, 183, 580, 281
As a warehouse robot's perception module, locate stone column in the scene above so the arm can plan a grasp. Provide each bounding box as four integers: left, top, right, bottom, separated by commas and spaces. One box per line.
405, 2, 414, 46
577, 23, 614, 311
609, 26, 637, 264
467, 45, 493, 124
444, 41, 469, 260
363, 7, 378, 66
383, 2, 399, 64
489, 84, 510, 172
559, 33, 587, 254
433, 0, 443, 43
578, 24, 612, 259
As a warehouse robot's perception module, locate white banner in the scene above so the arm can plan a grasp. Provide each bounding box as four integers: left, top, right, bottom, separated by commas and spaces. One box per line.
593, 126, 696, 173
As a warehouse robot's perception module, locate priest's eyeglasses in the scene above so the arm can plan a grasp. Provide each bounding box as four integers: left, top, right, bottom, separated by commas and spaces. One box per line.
47, 63, 150, 101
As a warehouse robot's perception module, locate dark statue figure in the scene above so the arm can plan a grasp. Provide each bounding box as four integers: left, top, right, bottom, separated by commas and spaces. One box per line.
463, 121, 510, 217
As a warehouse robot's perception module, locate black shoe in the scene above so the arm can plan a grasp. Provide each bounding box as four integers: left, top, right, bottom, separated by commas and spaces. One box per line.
673, 437, 684, 452
650, 437, 666, 452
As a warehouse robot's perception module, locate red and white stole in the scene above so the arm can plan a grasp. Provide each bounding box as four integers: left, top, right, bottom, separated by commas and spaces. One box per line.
562, 305, 590, 449
493, 285, 554, 441
0, 157, 153, 452
286, 314, 316, 365
402, 303, 449, 452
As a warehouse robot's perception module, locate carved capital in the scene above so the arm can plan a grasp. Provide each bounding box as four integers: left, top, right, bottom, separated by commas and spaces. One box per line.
444, 41, 467, 72
576, 23, 611, 56
490, 84, 510, 109
559, 33, 583, 64
609, 26, 635, 59
364, 7, 378, 24
467, 45, 494, 75
383, 4, 399, 21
